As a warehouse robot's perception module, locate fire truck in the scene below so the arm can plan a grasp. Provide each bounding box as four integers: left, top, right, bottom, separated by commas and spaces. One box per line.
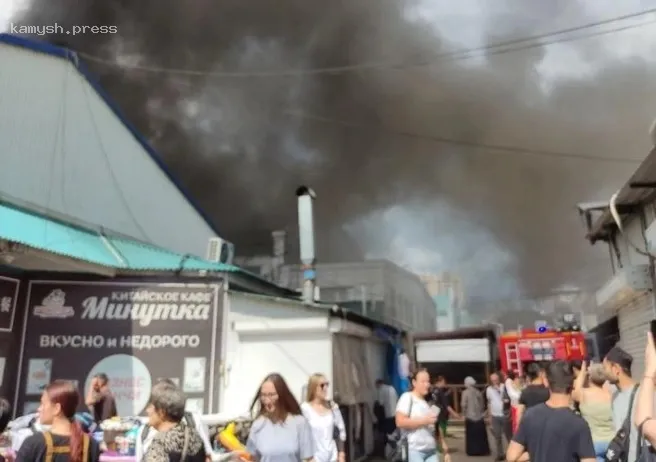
499, 326, 588, 376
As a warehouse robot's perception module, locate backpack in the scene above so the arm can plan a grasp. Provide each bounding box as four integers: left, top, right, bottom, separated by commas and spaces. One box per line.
605, 385, 639, 462
141, 412, 195, 443
44, 431, 90, 462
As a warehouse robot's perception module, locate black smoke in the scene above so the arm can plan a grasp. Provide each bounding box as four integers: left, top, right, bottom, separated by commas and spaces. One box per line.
13, 0, 656, 299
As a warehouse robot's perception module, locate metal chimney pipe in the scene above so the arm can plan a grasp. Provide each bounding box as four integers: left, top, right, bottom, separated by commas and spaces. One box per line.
296, 186, 317, 304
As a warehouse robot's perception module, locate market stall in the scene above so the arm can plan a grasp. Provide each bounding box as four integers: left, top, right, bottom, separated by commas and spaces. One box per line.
2, 413, 253, 462
14, 280, 223, 417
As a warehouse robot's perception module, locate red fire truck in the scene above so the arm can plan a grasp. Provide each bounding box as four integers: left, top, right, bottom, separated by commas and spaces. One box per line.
499, 327, 588, 376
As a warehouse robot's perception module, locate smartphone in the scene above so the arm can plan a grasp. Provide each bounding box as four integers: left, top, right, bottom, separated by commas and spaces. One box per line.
650, 320, 656, 343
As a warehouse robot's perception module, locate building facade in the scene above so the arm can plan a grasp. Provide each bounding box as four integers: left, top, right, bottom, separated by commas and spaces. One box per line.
419, 273, 464, 331
278, 261, 437, 332
580, 146, 656, 377
0, 34, 227, 260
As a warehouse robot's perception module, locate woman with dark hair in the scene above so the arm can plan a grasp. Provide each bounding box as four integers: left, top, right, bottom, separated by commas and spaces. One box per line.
137, 379, 214, 462
395, 369, 449, 462
246, 373, 314, 462
143, 381, 206, 462
17, 380, 101, 462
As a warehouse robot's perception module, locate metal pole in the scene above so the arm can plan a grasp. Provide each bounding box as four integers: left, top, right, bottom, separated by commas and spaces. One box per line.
296, 186, 317, 304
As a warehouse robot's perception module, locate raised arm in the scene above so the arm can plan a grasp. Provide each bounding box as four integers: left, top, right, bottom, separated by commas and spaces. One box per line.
572, 361, 588, 403
636, 332, 656, 444
505, 379, 521, 403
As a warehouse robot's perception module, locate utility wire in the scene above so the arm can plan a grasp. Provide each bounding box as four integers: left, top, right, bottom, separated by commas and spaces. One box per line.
76, 8, 656, 77
285, 110, 645, 163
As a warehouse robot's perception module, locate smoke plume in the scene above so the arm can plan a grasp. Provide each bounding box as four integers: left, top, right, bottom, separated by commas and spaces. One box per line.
12, 0, 656, 300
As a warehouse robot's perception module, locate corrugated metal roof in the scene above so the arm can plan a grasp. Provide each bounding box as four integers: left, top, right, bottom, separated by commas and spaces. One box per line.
107, 235, 240, 272
0, 33, 221, 238
587, 146, 656, 242
0, 202, 239, 273
0, 202, 119, 267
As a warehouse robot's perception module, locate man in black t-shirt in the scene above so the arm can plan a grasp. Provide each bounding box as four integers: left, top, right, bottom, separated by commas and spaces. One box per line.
429, 376, 459, 438
506, 360, 596, 462
517, 363, 550, 425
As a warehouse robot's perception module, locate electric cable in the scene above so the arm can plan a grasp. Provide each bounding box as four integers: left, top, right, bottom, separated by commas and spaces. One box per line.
74, 8, 656, 78
285, 110, 645, 163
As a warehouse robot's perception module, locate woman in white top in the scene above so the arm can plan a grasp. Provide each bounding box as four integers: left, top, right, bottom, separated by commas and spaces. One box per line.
395, 369, 450, 462
300, 373, 346, 462
504, 371, 522, 434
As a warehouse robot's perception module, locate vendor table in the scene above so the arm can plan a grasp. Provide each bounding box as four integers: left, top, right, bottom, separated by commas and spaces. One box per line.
100, 454, 136, 462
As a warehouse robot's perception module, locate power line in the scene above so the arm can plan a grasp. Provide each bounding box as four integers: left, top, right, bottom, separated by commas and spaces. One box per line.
76, 8, 656, 77
284, 110, 645, 163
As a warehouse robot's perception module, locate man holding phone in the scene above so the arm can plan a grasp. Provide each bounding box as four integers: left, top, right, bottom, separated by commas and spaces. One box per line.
85, 373, 118, 423
603, 346, 639, 461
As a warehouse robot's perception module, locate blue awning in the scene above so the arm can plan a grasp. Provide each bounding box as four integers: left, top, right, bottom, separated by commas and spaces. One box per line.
0, 203, 240, 273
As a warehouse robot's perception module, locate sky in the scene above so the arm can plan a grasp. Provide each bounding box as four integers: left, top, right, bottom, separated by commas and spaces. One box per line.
2, 0, 656, 304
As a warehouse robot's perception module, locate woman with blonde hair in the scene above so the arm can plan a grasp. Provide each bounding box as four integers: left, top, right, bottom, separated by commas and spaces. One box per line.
300, 373, 346, 462
572, 362, 614, 462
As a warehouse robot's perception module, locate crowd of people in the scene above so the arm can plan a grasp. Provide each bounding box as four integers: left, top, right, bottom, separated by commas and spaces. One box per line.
369, 333, 656, 462
454, 331, 656, 462
0, 371, 349, 462
8, 332, 656, 462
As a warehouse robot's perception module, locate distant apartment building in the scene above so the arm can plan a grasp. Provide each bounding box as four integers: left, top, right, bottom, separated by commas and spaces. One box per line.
420, 272, 464, 331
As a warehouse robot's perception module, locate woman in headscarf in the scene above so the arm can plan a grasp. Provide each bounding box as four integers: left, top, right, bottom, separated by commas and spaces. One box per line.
460, 377, 490, 457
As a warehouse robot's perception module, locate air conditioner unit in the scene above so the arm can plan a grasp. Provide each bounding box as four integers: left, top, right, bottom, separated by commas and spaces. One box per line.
206, 237, 235, 265
595, 264, 652, 309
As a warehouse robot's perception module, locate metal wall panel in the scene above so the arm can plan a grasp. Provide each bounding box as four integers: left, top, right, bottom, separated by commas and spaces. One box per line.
618, 293, 653, 378
416, 338, 491, 363
0, 44, 217, 257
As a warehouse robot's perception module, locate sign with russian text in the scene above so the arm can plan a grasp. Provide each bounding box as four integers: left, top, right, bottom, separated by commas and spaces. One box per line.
0, 276, 19, 332
16, 280, 222, 416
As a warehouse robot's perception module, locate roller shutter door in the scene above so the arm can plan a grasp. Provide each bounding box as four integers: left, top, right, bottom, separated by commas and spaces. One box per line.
618, 293, 653, 378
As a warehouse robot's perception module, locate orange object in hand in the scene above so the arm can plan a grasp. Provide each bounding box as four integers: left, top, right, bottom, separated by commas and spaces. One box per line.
218, 423, 252, 461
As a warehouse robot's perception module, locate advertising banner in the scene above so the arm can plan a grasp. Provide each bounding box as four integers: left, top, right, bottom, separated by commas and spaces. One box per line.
0, 276, 19, 332
15, 280, 222, 417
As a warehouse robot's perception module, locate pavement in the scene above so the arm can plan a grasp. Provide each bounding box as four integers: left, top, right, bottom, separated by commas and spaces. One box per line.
370, 426, 502, 462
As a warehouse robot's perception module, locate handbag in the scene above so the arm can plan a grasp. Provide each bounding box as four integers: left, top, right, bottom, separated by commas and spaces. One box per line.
636, 420, 656, 462
605, 385, 639, 462
329, 401, 345, 453
391, 394, 414, 462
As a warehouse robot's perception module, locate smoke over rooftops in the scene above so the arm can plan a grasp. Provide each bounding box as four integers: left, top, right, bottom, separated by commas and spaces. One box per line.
11, 0, 656, 302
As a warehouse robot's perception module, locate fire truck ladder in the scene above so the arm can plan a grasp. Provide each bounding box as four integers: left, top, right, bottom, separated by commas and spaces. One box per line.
505, 342, 522, 375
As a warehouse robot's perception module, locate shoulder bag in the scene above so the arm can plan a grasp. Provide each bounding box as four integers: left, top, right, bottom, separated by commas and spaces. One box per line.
392, 394, 414, 462
636, 419, 656, 462
329, 401, 345, 453
605, 385, 639, 462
